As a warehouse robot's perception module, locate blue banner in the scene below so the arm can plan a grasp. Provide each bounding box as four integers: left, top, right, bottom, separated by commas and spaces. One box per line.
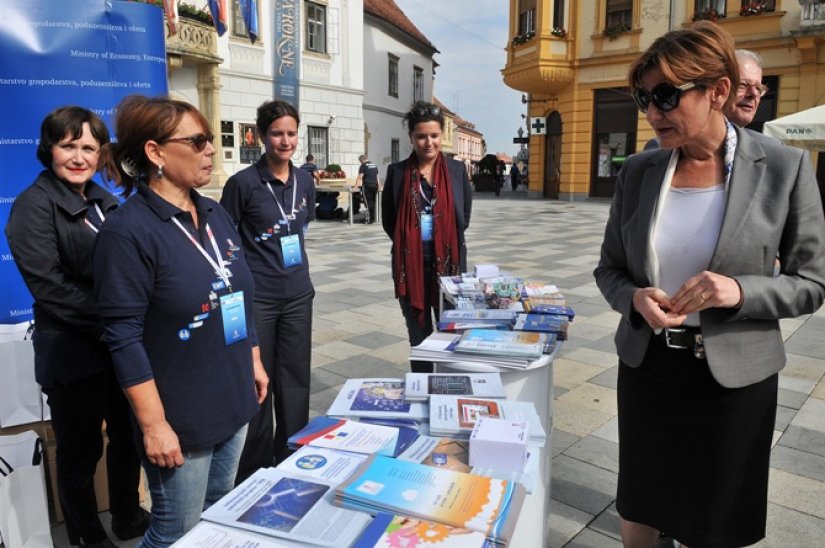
273, 0, 300, 110
0, 0, 168, 324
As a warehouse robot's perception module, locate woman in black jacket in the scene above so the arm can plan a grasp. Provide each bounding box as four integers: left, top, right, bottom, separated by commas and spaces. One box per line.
381, 101, 472, 372
5, 107, 147, 548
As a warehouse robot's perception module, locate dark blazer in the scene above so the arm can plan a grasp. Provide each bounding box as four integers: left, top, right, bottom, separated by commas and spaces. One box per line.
5, 170, 119, 388
381, 155, 473, 273
594, 128, 825, 388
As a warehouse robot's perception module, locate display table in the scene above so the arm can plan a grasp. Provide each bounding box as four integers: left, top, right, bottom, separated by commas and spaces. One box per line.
316, 181, 382, 225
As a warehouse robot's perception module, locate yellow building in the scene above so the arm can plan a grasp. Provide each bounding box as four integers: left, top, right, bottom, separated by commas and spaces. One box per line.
503, 1, 825, 200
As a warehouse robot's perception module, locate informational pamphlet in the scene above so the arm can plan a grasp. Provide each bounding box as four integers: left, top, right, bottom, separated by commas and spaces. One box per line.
201, 468, 371, 547
428, 395, 546, 446
172, 521, 296, 547
335, 455, 525, 546
287, 416, 419, 457
455, 329, 551, 359
327, 378, 428, 421
276, 446, 368, 484
353, 512, 492, 547
403, 372, 505, 402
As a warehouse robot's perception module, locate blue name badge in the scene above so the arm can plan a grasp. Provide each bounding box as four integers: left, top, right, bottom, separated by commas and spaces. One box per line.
220, 291, 247, 346
420, 213, 433, 242
281, 233, 303, 267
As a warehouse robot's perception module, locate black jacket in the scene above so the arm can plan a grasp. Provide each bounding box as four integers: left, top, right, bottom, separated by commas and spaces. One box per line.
5, 170, 119, 388
381, 155, 473, 274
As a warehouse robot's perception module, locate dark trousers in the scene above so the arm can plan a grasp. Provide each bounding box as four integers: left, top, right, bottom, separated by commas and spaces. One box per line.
399, 264, 439, 373
236, 289, 314, 483
363, 183, 378, 223
44, 370, 141, 545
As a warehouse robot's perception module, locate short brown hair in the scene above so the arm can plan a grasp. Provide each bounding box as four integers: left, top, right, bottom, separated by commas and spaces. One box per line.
37, 106, 109, 168
628, 21, 739, 111
100, 95, 211, 195
256, 100, 300, 137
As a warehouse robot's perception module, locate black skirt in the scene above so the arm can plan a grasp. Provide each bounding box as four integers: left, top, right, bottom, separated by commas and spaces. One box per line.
616, 335, 778, 548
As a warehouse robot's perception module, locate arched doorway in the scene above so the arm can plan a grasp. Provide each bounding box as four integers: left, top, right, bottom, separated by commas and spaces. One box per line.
543, 111, 562, 199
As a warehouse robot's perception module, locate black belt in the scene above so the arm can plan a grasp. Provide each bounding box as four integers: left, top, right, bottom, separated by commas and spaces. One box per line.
656, 326, 705, 359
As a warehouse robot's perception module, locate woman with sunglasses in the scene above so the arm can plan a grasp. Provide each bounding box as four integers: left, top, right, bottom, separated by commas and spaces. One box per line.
6, 106, 148, 548
93, 95, 268, 547
381, 101, 473, 372
594, 22, 825, 548
220, 100, 316, 480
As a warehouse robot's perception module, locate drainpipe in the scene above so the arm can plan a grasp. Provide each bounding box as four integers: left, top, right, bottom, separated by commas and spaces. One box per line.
669, 0, 676, 30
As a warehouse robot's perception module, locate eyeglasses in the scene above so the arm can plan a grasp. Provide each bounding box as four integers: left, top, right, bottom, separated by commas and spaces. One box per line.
160, 133, 214, 152
413, 105, 441, 118
737, 80, 768, 98
633, 82, 697, 113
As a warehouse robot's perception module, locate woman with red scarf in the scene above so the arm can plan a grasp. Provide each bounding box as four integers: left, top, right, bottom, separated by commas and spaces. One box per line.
381, 101, 473, 372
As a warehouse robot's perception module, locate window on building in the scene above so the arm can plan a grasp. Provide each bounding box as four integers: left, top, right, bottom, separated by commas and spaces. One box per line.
231, 0, 249, 38
739, 0, 773, 12
413, 66, 424, 102
606, 0, 632, 31
308, 126, 328, 169
391, 139, 400, 164
553, 0, 565, 30
305, 1, 327, 54
388, 54, 399, 98
519, 0, 536, 35
694, 0, 726, 18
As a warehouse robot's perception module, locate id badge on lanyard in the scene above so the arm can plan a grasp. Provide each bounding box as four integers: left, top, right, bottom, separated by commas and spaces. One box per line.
267, 177, 303, 267
419, 180, 434, 242
171, 217, 247, 346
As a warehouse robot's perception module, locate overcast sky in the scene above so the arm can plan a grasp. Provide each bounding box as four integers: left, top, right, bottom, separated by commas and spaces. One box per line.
395, 0, 526, 157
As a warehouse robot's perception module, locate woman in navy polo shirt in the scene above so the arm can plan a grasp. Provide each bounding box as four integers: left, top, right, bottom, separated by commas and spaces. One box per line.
93, 96, 268, 547
220, 100, 315, 480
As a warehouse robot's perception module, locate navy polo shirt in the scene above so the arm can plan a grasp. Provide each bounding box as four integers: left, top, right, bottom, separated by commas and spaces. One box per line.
359, 161, 379, 185
93, 184, 259, 452
220, 158, 315, 301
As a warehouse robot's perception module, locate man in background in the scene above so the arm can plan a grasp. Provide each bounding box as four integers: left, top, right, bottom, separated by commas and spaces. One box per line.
726, 49, 767, 128
356, 154, 380, 224
299, 154, 321, 185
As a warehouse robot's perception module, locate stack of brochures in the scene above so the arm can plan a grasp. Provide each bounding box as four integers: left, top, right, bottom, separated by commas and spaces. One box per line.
410, 332, 556, 369
353, 512, 492, 547
512, 313, 569, 339
287, 416, 419, 458
428, 394, 546, 446
326, 378, 428, 422
520, 302, 576, 319
455, 329, 557, 360
335, 455, 525, 547
437, 309, 518, 332
403, 372, 506, 401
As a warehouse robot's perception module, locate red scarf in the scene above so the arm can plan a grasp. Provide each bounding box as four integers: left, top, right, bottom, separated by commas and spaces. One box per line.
392, 152, 460, 326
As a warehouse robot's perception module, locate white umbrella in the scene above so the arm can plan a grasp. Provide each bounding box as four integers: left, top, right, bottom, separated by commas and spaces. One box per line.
763, 104, 825, 151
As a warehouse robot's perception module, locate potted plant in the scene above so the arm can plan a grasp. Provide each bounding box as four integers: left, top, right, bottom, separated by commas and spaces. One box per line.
551, 27, 568, 38
692, 8, 721, 21
603, 21, 630, 40
740, 2, 768, 16
510, 31, 536, 46
321, 164, 346, 179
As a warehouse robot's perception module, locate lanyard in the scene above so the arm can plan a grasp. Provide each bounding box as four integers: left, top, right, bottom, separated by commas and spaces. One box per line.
418, 179, 435, 211
266, 173, 297, 235
170, 217, 231, 291
83, 203, 106, 234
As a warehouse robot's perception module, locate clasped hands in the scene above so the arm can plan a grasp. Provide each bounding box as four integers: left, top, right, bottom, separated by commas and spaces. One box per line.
633, 271, 742, 330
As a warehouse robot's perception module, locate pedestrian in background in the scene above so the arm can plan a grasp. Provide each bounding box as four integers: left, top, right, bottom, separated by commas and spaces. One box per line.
95, 95, 267, 547
594, 22, 825, 548
381, 101, 472, 373
725, 49, 767, 128
6, 106, 148, 548
356, 154, 380, 223
299, 153, 321, 185
221, 100, 315, 477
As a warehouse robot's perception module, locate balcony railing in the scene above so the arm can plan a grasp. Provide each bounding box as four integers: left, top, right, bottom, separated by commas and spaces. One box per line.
801, 1, 825, 26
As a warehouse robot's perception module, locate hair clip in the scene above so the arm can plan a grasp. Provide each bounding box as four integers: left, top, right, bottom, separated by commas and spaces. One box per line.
121, 157, 139, 178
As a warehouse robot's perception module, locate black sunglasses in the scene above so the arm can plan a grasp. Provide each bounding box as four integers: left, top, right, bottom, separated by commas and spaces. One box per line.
161, 133, 214, 152
633, 82, 697, 113
413, 105, 441, 118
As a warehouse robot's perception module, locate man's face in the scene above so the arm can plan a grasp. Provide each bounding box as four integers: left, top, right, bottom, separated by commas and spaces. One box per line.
727, 58, 764, 127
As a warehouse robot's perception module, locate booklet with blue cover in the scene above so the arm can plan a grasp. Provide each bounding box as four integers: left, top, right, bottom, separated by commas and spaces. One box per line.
287, 416, 419, 458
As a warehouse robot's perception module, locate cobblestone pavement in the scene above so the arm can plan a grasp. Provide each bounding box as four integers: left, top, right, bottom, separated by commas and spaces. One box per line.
50, 190, 825, 547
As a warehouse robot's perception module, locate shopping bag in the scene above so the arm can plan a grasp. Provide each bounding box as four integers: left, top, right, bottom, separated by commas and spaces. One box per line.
0, 430, 52, 548
0, 323, 49, 427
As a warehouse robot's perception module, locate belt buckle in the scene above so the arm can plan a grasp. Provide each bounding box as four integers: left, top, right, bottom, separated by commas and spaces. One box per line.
664, 328, 688, 350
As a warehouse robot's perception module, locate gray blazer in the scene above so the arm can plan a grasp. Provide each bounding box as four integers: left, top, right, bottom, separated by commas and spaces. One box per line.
381, 155, 473, 273
594, 128, 825, 388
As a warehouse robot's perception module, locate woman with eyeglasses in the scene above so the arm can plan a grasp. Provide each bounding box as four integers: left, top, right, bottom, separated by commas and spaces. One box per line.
594, 22, 825, 548
6, 106, 148, 548
220, 100, 316, 480
381, 101, 473, 372
93, 95, 268, 547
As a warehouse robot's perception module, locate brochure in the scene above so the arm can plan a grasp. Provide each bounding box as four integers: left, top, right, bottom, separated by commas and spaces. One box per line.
201, 467, 371, 547
287, 416, 419, 457
513, 313, 568, 338
335, 455, 525, 546
353, 512, 492, 547
455, 329, 551, 359
428, 395, 546, 446
327, 378, 428, 421
404, 372, 506, 402
171, 521, 295, 547
276, 446, 368, 484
